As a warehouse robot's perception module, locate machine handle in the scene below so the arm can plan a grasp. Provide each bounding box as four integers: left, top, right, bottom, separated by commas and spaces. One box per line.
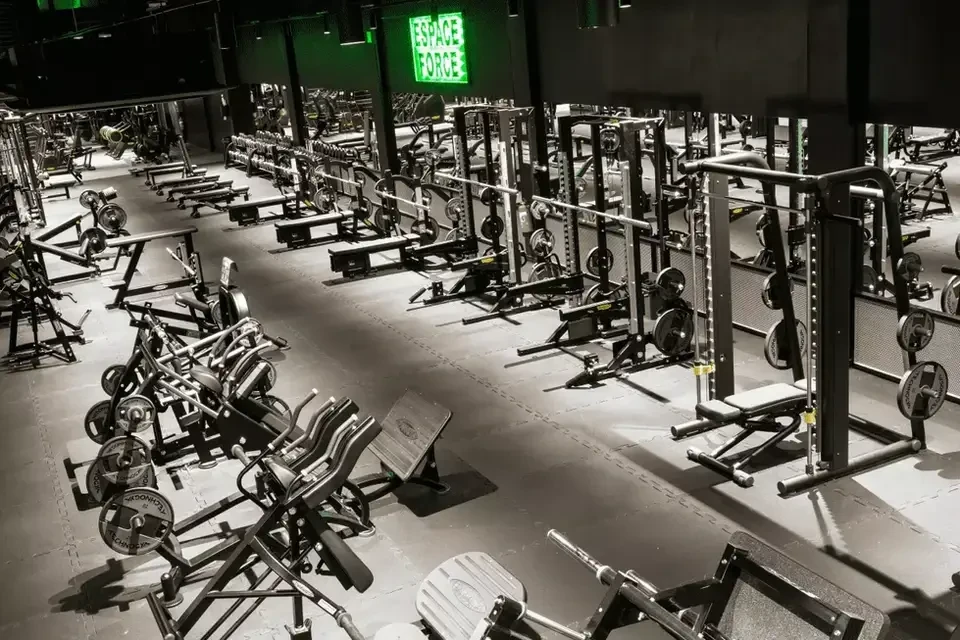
338, 613, 365, 640
165, 247, 196, 277
271, 388, 318, 450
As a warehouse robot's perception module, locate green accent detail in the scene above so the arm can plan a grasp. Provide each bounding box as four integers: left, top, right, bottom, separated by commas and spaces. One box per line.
365, 30, 373, 44
408, 12, 469, 85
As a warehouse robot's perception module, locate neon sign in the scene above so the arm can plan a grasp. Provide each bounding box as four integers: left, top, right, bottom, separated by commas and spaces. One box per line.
409, 12, 469, 85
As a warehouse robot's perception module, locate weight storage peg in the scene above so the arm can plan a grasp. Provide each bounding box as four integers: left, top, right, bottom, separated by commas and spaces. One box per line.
897, 361, 948, 420
529, 228, 556, 260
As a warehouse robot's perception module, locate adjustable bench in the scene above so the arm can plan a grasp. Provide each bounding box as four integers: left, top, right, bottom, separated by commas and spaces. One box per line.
227, 193, 297, 227
153, 171, 211, 195
183, 186, 250, 218
329, 233, 420, 278
671, 382, 808, 487
104, 227, 200, 309
274, 210, 362, 250
169, 180, 233, 203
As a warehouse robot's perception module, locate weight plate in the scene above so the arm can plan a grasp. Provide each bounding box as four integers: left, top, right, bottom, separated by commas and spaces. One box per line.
444, 228, 459, 242
763, 319, 807, 370
479, 187, 498, 206
528, 261, 563, 303
753, 249, 774, 268
761, 272, 793, 311
585, 247, 614, 277
97, 204, 127, 233
263, 360, 278, 391
941, 276, 960, 315
115, 395, 157, 435
98, 487, 174, 556
479, 216, 505, 241
101, 364, 134, 397
223, 289, 250, 326
584, 282, 628, 305
262, 394, 291, 420
655, 267, 686, 302
600, 128, 621, 154
412, 218, 440, 246
862, 265, 880, 294
897, 361, 948, 420
897, 309, 935, 353
529, 229, 556, 260
444, 197, 463, 223
575, 177, 587, 195
955, 233, 960, 261
652, 308, 694, 356
896, 252, 923, 281
87, 445, 155, 505
79, 189, 99, 210
355, 172, 366, 187
755, 214, 770, 248
80, 227, 108, 255
84, 400, 114, 444
529, 200, 552, 222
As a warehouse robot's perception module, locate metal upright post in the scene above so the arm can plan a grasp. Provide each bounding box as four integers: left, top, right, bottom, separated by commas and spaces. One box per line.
500, 109, 526, 284
370, 11, 399, 173
281, 23, 306, 146
705, 114, 734, 399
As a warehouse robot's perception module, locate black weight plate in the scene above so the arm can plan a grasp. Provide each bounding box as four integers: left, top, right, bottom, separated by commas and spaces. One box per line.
897, 361, 948, 420
862, 265, 880, 294
600, 128, 621, 154
115, 395, 157, 435
585, 247, 614, 277
444, 197, 463, 222
412, 218, 440, 245
444, 229, 459, 242
79, 189, 99, 209
84, 400, 114, 444
480, 216, 505, 240
896, 252, 923, 280
101, 364, 132, 397
97, 204, 127, 232
584, 283, 628, 305
760, 272, 793, 311
98, 487, 174, 556
941, 276, 960, 315
763, 319, 807, 370
897, 309, 935, 353
755, 214, 770, 248
528, 261, 563, 303
529, 229, 555, 259
575, 177, 587, 195
652, 308, 694, 356
753, 249, 774, 267
956, 233, 960, 261
529, 200, 552, 222
223, 289, 250, 326
655, 267, 686, 302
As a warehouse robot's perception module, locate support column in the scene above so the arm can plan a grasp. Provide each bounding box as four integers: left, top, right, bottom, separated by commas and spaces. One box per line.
370, 10, 399, 173
507, 0, 549, 196
227, 85, 255, 135
282, 23, 306, 146
705, 114, 734, 399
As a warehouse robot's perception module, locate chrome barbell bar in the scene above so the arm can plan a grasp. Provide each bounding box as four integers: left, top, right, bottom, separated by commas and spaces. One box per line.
434, 171, 521, 196
530, 195, 652, 232
375, 189, 432, 212
318, 171, 361, 188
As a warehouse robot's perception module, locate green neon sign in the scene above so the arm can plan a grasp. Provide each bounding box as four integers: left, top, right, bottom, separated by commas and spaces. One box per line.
409, 12, 469, 85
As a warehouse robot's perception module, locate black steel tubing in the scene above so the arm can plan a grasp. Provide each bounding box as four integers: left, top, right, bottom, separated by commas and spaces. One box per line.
778, 439, 920, 495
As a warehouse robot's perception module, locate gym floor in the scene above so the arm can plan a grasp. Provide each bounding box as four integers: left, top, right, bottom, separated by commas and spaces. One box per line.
4, 147, 960, 640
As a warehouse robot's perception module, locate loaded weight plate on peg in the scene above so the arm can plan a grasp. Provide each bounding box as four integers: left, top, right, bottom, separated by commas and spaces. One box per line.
97, 204, 127, 233
115, 394, 157, 435
862, 265, 880, 294
411, 218, 440, 245
576, 177, 587, 195
652, 308, 695, 356
479, 216, 505, 241
98, 487, 174, 556
761, 272, 793, 311
585, 247, 614, 277
897, 361, 948, 420
444, 197, 463, 223
655, 267, 686, 302
84, 400, 114, 444
79, 227, 108, 256
444, 228, 459, 242
529, 228, 556, 260
101, 364, 135, 397
262, 360, 278, 390
79, 189, 100, 210
600, 127, 622, 154
86, 435, 154, 505
896, 252, 923, 281
529, 200, 552, 222
764, 319, 808, 370
755, 214, 770, 248
955, 233, 960, 261
941, 275, 960, 315
584, 282, 628, 304
528, 261, 563, 302
897, 309, 935, 353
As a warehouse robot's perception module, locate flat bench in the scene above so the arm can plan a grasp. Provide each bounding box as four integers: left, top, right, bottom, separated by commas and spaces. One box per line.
227, 193, 298, 227
105, 226, 200, 309
329, 233, 419, 277
153, 171, 212, 194
129, 161, 188, 177
146, 165, 201, 187
274, 211, 358, 249
169, 180, 233, 202
183, 186, 250, 217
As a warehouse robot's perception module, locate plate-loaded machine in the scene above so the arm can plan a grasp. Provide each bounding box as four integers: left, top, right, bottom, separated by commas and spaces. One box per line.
274, 161, 376, 250
408, 105, 515, 307
672, 153, 943, 494
517, 116, 696, 386
327, 173, 445, 278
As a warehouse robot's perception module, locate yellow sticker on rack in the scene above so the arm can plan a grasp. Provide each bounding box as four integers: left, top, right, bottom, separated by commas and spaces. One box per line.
692, 363, 715, 376
804, 410, 816, 424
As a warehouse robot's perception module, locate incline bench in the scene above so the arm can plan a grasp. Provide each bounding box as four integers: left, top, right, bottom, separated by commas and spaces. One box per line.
227, 193, 298, 227
105, 227, 200, 309
182, 186, 250, 218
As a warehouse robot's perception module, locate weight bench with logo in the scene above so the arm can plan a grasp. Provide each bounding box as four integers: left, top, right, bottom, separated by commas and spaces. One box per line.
329, 233, 426, 278
671, 382, 810, 487
104, 227, 200, 309
353, 389, 452, 519
226, 193, 298, 227
274, 209, 366, 250
183, 186, 251, 218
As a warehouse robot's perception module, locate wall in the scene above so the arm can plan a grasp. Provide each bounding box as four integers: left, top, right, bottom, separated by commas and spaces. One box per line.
181, 97, 212, 150
291, 16, 377, 91
236, 23, 288, 85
